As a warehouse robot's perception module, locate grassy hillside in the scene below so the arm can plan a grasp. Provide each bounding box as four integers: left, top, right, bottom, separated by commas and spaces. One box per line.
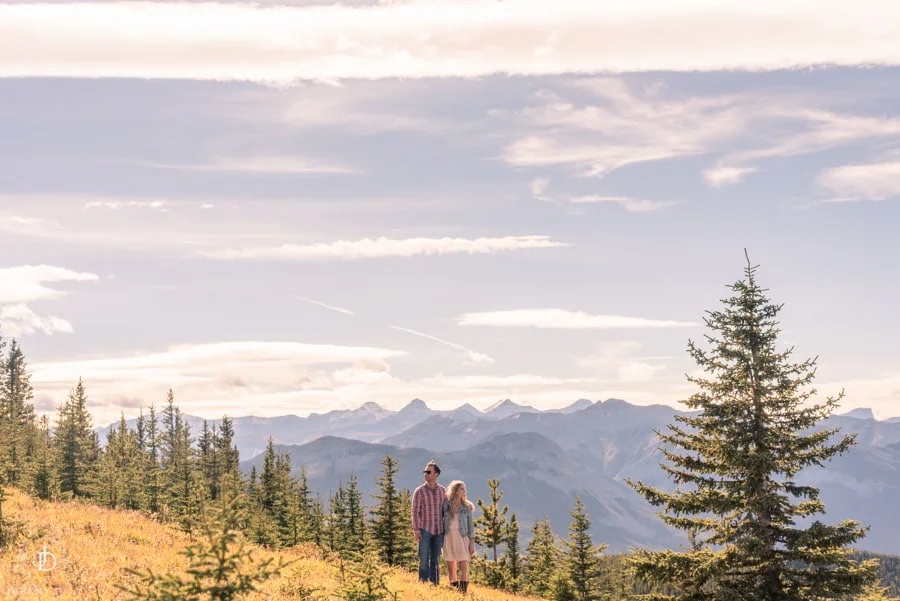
0, 488, 533, 601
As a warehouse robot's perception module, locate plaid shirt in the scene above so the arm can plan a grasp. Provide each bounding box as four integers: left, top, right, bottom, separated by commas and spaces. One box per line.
412, 482, 446, 535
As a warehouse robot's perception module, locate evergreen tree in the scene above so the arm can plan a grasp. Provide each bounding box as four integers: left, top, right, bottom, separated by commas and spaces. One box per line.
550, 568, 578, 601
370, 455, 412, 567
294, 465, 315, 544
143, 404, 163, 514
396, 488, 418, 570
0, 339, 36, 488
32, 415, 55, 500
345, 473, 365, 553
118, 493, 294, 601
526, 517, 561, 598
311, 494, 326, 549
475, 478, 508, 562
625, 254, 878, 601
503, 513, 523, 592
216, 416, 242, 500
328, 484, 349, 556
564, 496, 606, 601
54, 378, 101, 499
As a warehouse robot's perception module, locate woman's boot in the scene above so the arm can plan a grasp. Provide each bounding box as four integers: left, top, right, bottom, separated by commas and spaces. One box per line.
460, 581, 468, 595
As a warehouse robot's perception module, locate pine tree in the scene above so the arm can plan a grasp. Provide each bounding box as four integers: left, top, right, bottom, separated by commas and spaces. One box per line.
328, 484, 348, 556
0, 339, 37, 488
32, 415, 55, 500
344, 473, 365, 553
625, 253, 878, 601
118, 493, 294, 601
216, 416, 242, 501
475, 478, 508, 562
396, 488, 418, 570
143, 404, 163, 515
311, 494, 326, 549
564, 496, 606, 601
294, 465, 315, 544
525, 517, 561, 598
503, 513, 523, 592
370, 455, 409, 567
54, 378, 101, 499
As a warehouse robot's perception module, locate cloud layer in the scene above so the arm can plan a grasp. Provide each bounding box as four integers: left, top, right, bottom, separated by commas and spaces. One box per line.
200, 235, 569, 260
457, 308, 697, 329
4, 1, 900, 83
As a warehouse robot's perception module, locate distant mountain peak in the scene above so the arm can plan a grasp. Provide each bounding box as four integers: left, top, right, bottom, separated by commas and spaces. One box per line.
400, 398, 430, 412
840, 407, 876, 420
486, 399, 520, 412
359, 402, 392, 419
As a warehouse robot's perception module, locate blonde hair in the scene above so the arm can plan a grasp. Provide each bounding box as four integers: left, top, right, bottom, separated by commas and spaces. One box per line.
446, 480, 474, 515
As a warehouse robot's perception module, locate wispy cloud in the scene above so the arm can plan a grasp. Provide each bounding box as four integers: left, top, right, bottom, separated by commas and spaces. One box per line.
139, 155, 357, 175
576, 341, 668, 383
503, 78, 900, 189
199, 235, 570, 261
457, 308, 697, 329
703, 166, 758, 188
567, 195, 678, 213
296, 296, 356, 316
84, 200, 169, 211
816, 160, 900, 202
528, 177, 675, 213
390, 325, 494, 365
4, 1, 900, 83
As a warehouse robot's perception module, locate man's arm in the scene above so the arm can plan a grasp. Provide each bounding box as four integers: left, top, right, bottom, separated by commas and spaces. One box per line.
411, 487, 422, 541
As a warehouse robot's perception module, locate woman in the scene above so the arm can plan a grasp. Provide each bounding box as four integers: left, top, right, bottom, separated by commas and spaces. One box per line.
442, 480, 476, 594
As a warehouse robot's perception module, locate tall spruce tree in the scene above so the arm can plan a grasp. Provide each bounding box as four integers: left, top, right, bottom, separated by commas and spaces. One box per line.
344, 473, 365, 553
370, 454, 410, 567
503, 513, 523, 592
0, 339, 37, 488
525, 517, 561, 598
625, 254, 878, 601
143, 404, 163, 514
564, 496, 606, 601
216, 415, 241, 500
54, 378, 101, 499
32, 415, 55, 500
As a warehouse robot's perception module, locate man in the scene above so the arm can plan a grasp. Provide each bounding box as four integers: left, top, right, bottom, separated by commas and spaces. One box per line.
411, 460, 446, 585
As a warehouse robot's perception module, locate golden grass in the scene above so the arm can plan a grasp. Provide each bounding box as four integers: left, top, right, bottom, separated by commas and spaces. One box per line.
0, 488, 538, 601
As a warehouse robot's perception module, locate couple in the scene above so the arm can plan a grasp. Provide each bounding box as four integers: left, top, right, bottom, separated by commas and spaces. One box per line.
411, 460, 476, 594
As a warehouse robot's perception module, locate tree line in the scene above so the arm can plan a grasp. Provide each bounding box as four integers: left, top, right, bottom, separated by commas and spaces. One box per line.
2, 256, 898, 600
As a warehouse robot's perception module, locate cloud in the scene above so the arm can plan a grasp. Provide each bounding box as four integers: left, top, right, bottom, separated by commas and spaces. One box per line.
567, 195, 678, 213
0, 304, 74, 337
457, 308, 698, 329
140, 155, 357, 175
84, 200, 169, 211
503, 78, 900, 187
296, 296, 356, 315
816, 160, 900, 201
703, 166, 758, 188
199, 235, 570, 261
576, 341, 668, 383
0, 265, 99, 304
4, 1, 900, 83
390, 325, 494, 364
528, 177, 675, 213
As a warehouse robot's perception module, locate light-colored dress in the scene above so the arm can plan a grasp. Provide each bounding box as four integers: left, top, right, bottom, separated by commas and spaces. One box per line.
442, 511, 471, 561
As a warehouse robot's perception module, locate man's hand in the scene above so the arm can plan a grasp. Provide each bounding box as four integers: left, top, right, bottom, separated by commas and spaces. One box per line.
414, 530, 422, 543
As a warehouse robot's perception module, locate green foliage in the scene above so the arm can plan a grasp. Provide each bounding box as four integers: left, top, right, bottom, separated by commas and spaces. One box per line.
549, 568, 578, 601
118, 493, 294, 601
0, 339, 37, 488
370, 455, 415, 567
526, 517, 562, 598
625, 253, 879, 601
475, 477, 508, 562
503, 512, 523, 592
564, 496, 607, 601
54, 378, 101, 499
337, 533, 399, 601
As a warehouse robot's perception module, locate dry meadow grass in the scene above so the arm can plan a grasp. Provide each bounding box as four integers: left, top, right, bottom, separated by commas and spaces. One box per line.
0, 488, 537, 601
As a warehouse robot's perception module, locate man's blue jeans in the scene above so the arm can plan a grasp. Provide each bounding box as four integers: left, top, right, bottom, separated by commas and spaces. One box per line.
417, 529, 444, 584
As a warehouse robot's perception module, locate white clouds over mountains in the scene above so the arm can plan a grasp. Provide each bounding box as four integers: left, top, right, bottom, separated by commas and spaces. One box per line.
3, 1, 900, 83
0, 265, 98, 337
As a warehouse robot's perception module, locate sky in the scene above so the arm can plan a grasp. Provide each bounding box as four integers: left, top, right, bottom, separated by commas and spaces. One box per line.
1, 0, 899, 427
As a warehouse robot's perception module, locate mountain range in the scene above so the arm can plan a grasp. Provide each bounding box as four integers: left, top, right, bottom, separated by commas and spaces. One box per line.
99, 399, 900, 554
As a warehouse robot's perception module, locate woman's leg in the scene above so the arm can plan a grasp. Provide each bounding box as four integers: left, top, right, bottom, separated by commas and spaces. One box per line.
458, 560, 469, 594
447, 559, 458, 585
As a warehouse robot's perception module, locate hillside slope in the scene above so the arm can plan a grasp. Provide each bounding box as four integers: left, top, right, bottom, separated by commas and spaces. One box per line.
0, 488, 536, 601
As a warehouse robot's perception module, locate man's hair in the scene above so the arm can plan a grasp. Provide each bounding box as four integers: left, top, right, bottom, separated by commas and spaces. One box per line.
426, 460, 441, 475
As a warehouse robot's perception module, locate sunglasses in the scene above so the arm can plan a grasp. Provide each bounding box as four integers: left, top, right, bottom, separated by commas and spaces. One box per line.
423, 470, 433, 474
